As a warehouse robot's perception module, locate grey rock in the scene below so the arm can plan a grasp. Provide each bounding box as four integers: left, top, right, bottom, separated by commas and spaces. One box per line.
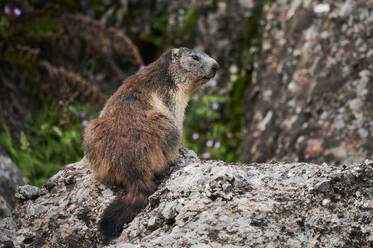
0, 217, 22, 247
0, 154, 28, 218
115, 160, 373, 247
365, 159, 373, 165
358, 128, 369, 139
313, 180, 332, 193
321, 198, 331, 206
176, 147, 200, 166
107, 244, 139, 248
3, 148, 197, 247
241, 0, 373, 165
0, 149, 371, 247
338, 0, 356, 17
161, 201, 178, 220
147, 216, 160, 229
15, 185, 44, 200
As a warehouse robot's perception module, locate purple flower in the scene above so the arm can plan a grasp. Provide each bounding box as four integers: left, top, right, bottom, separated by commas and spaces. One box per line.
13, 8, 21, 16
79, 111, 86, 118
82, 120, 88, 126
4, 6, 11, 15
202, 152, 210, 159
193, 93, 199, 100
139, 65, 146, 70
214, 141, 221, 148
227, 132, 233, 139
206, 140, 213, 147
116, 74, 126, 81
192, 133, 199, 140
209, 80, 217, 87
211, 102, 219, 110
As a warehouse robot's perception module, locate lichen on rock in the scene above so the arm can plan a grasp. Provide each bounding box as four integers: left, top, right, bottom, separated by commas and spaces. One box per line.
2, 148, 371, 247
240, 0, 373, 165
117, 159, 373, 247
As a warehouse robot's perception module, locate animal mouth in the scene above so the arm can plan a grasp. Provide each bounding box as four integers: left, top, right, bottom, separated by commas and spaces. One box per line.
203, 70, 217, 81
204, 62, 219, 80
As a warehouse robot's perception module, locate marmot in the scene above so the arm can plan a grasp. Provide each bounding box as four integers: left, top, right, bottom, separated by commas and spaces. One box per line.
83, 47, 219, 239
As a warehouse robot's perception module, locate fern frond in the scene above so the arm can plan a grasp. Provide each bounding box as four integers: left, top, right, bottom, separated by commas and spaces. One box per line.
39, 61, 107, 108
60, 14, 143, 66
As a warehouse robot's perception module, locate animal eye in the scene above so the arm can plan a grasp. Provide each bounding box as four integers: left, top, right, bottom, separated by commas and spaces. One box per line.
191, 55, 199, 61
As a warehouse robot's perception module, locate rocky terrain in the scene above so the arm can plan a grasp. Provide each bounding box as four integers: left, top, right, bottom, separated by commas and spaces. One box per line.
1, 148, 372, 247
240, 0, 373, 164
1, 0, 373, 247
0, 153, 28, 218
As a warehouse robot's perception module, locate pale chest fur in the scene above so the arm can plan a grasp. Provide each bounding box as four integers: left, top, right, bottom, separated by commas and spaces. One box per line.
174, 88, 189, 131
150, 91, 189, 132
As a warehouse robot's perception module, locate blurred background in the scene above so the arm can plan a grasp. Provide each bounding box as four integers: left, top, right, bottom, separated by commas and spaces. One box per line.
0, 0, 372, 187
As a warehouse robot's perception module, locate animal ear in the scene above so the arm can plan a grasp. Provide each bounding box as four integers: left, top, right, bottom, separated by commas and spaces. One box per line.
171, 48, 180, 62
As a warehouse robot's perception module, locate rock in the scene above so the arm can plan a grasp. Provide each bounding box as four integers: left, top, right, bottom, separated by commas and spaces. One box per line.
12, 159, 114, 248
1, 149, 372, 247
0, 217, 21, 248
116, 161, 373, 247
176, 147, 200, 166
6, 148, 198, 247
15, 185, 44, 201
161, 201, 177, 220
0, 154, 28, 218
240, 0, 373, 165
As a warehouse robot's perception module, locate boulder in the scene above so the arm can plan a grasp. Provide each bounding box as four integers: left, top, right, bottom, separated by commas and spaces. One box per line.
240, 0, 373, 164
7, 148, 198, 247
116, 160, 373, 247
2, 148, 372, 247
0, 154, 28, 218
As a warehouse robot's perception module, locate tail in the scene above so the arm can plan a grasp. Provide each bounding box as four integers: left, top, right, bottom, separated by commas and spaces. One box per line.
99, 192, 148, 240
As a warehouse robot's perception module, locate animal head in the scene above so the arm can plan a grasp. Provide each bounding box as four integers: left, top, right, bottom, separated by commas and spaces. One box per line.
169, 47, 219, 92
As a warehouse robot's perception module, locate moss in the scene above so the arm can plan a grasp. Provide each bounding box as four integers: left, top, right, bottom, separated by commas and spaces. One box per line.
229, 74, 250, 133
229, 2, 265, 136
0, 16, 10, 36
211, 0, 218, 10
121, 5, 169, 63
182, 8, 197, 35
11, 17, 60, 40
147, 13, 169, 56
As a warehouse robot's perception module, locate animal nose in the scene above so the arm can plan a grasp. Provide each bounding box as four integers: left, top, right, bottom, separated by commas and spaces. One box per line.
211, 62, 219, 75
212, 62, 219, 73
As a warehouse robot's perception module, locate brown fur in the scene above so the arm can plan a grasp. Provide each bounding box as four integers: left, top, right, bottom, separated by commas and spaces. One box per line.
83, 47, 218, 239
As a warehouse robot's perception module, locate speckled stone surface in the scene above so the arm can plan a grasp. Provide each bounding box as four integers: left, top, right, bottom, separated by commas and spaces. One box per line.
115, 160, 373, 248
240, 0, 373, 164
1, 149, 372, 247
1, 148, 198, 247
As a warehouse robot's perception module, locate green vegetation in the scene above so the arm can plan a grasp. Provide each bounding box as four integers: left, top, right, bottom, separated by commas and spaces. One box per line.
0, 104, 97, 186
182, 81, 239, 162
0, 1, 138, 186
228, 4, 263, 139
0, 0, 264, 185
146, 13, 169, 53
182, 9, 197, 35
181, 4, 264, 162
